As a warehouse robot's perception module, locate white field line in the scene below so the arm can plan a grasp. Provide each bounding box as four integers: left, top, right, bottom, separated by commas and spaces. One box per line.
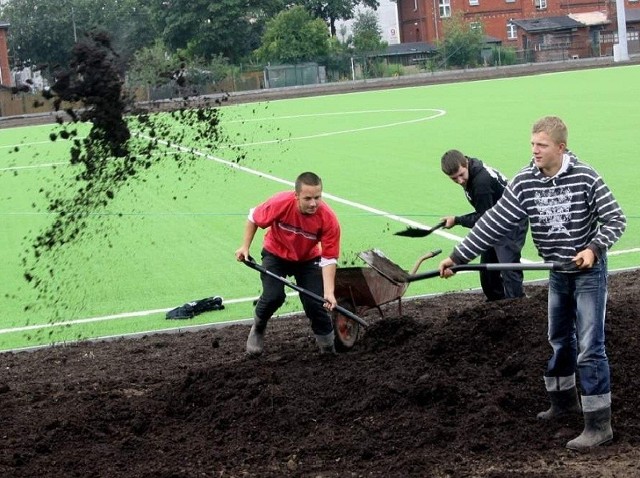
0, 162, 66, 172
4, 257, 639, 337
223, 109, 444, 124
0, 140, 53, 149
217, 109, 445, 148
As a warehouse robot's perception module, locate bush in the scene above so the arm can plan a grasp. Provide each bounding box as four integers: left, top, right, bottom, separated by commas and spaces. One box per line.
385, 63, 404, 77
488, 46, 518, 66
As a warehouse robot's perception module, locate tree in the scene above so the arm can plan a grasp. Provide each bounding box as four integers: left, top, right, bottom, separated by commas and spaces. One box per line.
299, 0, 380, 37
352, 9, 386, 54
0, 0, 155, 71
126, 40, 182, 88
437, 12, 485, 68
2, 0, 78, 69
255, 6, 330, 64
149, 0, 285, 63
1, 0, 157, 72
351, 9, 387, 79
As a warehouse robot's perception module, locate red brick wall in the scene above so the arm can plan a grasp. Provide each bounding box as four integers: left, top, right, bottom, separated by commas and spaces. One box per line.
0, 27, 10, 86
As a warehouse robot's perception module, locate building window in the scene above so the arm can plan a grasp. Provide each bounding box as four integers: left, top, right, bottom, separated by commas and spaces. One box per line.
507, 22, 517, 39
469, 0, 479, 5
535, 0, 547, 10
439, 0, 451, 17
470, 22, 481, 30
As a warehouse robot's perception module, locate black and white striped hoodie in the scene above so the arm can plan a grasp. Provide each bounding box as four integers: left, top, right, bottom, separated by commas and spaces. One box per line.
451, 150, 626, 266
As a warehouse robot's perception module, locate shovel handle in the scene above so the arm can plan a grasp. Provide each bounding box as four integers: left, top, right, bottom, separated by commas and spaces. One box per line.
406, 262, 572, 283
241, 258, 369, 327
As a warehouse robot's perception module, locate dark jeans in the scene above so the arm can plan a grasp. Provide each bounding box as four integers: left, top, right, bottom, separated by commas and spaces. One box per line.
254, 249, 333, 336
480, 218, 528, 301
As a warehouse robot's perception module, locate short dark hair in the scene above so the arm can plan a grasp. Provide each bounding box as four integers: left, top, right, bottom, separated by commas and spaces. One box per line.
295, 172, 322, 192
441, 150, 468, 175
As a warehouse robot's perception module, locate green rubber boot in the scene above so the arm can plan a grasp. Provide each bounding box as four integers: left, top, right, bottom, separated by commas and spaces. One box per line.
536, 388, 581, 420
246, 317, 268, 356
566, 407, 613, 451
315, 331, 336, 355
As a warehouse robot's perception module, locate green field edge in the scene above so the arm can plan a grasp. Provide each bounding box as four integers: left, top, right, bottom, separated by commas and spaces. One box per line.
3, 265, 638, 354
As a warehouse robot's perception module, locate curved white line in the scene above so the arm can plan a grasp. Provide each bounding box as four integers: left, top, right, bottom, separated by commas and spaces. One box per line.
223, 108, 444, 123
224, 109, 446, 148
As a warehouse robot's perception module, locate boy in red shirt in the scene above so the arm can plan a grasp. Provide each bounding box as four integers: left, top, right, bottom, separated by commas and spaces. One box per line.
235, 172, 341, 355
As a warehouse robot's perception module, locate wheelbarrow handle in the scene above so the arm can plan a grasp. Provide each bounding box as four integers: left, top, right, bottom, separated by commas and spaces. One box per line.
406, 262, 574, 283
241, 258, 369, 328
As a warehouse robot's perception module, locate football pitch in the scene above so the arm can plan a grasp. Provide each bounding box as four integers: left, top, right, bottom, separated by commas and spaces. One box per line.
1, 64, 639, 352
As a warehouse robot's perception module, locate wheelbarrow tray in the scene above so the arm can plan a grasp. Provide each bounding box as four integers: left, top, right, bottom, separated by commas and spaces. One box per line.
332, 267, 407, 352
335, 266, 407, 310
331, 250, 441, 352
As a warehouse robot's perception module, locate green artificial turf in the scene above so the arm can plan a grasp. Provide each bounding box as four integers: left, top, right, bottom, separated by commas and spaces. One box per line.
1, 65, 638, 351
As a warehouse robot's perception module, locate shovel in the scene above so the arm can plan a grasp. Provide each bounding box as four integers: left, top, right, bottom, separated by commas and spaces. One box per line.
241, 257, 369, 327
359, 249, 575, 284
394, 220, 446, 238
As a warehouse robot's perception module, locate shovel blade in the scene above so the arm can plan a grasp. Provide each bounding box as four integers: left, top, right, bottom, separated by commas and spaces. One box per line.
394, 220, 446, 238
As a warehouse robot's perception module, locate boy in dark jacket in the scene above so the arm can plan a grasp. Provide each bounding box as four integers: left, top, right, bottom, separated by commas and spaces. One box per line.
440, 149, 528, 300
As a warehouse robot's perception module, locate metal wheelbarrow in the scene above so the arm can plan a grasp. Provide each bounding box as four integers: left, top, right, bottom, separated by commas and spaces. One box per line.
332, 249, 574, 351
332, 249, 442, 351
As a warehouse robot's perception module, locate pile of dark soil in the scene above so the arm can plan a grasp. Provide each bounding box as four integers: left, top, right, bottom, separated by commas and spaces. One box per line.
1, 270, 639, 477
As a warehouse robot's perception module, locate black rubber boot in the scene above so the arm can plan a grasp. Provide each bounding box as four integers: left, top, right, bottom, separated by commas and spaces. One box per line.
566, 407, 613, 451
246, 316, 268, 356
536, 388, 581, 420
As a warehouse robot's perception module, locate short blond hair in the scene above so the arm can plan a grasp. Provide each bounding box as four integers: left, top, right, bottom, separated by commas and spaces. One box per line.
532, 116, 568, 146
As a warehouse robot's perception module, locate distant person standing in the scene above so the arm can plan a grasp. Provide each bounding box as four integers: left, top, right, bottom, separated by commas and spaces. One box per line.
235, 172, 341, 356
439, 116, 627, 450
440, 149, 528, 301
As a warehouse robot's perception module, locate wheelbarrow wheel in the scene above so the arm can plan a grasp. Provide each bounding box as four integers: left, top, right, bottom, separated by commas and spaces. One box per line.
332, 300, 360, 352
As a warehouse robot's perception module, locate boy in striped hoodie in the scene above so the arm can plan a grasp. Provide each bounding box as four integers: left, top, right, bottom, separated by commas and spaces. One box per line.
438, 116, 626, 450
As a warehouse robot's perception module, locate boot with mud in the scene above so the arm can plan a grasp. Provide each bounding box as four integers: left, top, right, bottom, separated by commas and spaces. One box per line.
246, 316, 268, 356
315, 330, 337, 355
537, 387, 581, 420
566, 406, 613, 451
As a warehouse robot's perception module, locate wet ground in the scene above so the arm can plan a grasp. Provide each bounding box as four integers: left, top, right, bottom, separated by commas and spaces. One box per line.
2, 269, 640, 477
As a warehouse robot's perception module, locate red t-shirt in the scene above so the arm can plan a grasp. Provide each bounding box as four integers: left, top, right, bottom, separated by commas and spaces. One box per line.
250, 191, 340, 262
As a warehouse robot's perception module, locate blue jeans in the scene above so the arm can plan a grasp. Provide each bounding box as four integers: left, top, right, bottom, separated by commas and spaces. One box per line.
544, 256, 610, 411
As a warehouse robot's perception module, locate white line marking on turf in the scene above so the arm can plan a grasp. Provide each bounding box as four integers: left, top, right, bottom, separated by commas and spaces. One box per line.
224, 109, 444, 123
0, 140, 54, 149
0, 162, 66, 172
0, 293, 297, 335
219, 109, 446, 148
5, 257, 639, 336
140, 134, 467, 244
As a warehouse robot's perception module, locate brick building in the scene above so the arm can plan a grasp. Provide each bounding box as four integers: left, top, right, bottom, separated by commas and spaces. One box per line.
0, 21, 9, 86
396, 0, 640, 59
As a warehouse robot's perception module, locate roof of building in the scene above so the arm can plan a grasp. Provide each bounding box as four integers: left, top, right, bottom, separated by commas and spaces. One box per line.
511, 16, 583, 32
626, 8, 640, 23
384, 42, 437, 56
0, 21, 9, 29
567, 11, 610, 26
